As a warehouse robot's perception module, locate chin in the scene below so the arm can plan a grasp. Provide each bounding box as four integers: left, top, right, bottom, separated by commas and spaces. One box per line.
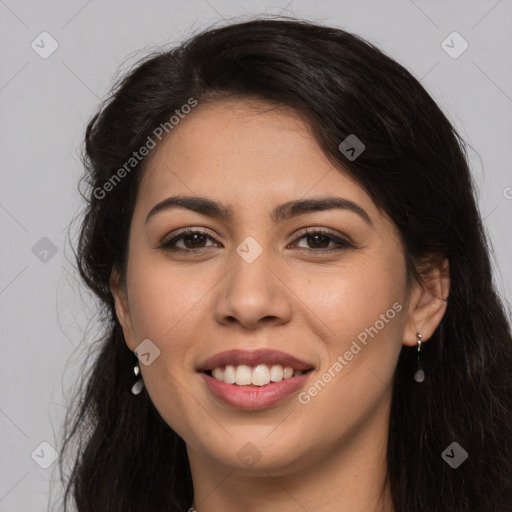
189, 431, 324, 477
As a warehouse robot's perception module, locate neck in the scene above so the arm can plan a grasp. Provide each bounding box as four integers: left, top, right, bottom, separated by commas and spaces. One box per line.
187, 398, 396, 512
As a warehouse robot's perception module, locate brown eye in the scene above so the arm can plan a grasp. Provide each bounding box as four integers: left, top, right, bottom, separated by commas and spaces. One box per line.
180, 232, 208, 249
158, 228, 354, 254
292, 230, 354, 253
158, 229, 219, 251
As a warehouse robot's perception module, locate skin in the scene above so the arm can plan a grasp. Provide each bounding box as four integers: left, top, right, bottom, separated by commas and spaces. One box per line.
111, 99, 449, 512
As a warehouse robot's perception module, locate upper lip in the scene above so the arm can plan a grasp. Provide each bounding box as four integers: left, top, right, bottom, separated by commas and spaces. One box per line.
198, 349, 313, 372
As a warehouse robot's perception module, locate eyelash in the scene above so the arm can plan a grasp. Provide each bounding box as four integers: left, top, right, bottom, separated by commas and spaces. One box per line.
157, 228, 355, 254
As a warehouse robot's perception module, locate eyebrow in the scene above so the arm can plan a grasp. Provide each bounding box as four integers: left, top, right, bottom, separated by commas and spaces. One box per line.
145, 195, 373, 226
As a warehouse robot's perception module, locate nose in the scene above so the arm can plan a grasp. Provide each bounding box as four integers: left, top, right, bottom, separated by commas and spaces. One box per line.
214, 247, 293, 330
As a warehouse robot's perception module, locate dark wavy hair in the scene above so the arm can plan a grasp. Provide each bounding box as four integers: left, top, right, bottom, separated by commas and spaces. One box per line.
56, 16, 512, 512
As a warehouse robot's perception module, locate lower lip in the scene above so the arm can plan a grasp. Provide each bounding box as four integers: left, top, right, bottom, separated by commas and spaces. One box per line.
200, 372, 312, 410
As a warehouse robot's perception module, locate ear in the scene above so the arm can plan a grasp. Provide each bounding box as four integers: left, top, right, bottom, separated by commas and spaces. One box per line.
110, 266, 137, 351
403, 256, 450, 346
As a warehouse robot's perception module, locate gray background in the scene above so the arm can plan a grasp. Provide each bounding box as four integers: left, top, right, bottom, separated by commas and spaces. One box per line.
0, 0, 511, 510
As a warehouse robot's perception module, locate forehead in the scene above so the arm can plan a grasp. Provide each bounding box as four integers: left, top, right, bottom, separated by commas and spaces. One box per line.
135, 99, 380, 222
145, 99, 325, 177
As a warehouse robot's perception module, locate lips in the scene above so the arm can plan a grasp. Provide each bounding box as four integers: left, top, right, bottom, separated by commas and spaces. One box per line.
198, 349, 314, 410
198, 349, 313, 372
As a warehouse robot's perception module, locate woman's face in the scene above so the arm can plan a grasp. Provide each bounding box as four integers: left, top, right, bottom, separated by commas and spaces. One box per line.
112, 99, 424, 475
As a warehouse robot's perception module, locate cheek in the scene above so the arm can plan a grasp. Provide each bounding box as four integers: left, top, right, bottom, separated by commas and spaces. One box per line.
123, 249, 214, 413
124, 255, 209, 433
304, 248, 407, 410
125, 250, 212, 342
312, 252, 407, 347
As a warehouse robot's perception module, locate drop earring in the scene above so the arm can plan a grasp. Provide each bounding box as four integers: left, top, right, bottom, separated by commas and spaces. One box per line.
131, 352, 144, 395
413, 332, 425, 383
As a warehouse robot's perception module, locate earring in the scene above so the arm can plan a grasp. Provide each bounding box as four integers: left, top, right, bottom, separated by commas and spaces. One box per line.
131, 352, 145, 395
413, 332, 425, 383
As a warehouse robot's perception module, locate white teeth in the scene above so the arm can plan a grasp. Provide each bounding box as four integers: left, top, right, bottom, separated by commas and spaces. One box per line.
270, 364, 284, 382
252, 364, 271, 386
235, 365, 252, 385
223, 364, 236, 384
209, 364, 305, 386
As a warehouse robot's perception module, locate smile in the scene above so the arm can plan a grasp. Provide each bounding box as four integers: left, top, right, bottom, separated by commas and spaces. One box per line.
198, 349, 314, 409
207, 364, 308, 386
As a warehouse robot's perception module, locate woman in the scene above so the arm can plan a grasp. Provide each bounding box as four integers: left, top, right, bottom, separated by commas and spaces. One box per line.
58, 17, 512, 512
